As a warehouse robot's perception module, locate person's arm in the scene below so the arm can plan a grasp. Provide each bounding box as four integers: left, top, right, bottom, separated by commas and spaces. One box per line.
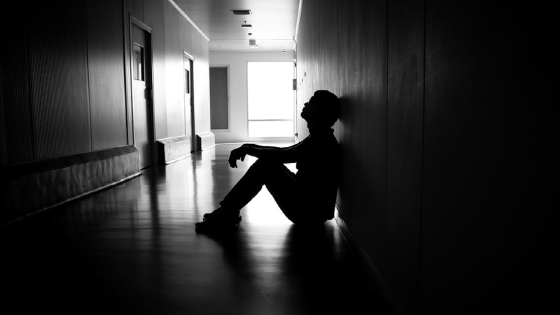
228, 142, 303, 168
240, 143, 278, 150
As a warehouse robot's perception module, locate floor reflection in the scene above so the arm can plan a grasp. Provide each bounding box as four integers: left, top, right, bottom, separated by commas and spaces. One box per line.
0, 143, 380, 315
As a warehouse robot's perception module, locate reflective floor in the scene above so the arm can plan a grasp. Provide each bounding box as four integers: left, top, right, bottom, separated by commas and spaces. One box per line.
1, 144, 383, 315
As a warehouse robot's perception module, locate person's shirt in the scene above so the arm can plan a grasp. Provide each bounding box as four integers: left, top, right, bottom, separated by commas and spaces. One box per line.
295, 128, 341, 220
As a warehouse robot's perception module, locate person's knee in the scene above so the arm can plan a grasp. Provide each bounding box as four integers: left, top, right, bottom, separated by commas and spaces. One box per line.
253, 158, 283, 171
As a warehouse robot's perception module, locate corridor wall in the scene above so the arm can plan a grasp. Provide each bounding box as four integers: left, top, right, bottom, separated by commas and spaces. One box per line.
0, 0, 212, 224
296, 1, 554, 314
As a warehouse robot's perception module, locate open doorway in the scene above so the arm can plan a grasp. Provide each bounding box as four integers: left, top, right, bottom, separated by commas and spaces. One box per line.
247, 62, 295, 138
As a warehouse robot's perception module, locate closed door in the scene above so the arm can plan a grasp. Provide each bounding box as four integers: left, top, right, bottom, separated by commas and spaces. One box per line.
184, 55, 194, 152
210, 67, 229, 130
131, 24, 153, 168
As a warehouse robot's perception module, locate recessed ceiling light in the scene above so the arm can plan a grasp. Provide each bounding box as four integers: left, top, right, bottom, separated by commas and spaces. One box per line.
242, 24, 252, 28
232, 10, 251, 15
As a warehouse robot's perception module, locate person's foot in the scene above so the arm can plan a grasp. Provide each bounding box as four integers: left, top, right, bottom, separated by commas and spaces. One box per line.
202, 208, 221, 221
202, 207, 243, 221
195, 208, 241, 232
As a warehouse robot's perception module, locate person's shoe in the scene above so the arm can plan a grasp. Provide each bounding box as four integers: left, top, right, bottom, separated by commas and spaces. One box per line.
195, 208, 241, 232
202, 208, 221, 221
202, 207, 242, 222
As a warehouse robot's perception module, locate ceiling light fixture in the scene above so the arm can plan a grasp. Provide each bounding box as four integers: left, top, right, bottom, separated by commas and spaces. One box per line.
232, 10, 251, 15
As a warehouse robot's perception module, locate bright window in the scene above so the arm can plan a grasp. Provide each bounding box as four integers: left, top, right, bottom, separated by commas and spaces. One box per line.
247, 62, 294, 138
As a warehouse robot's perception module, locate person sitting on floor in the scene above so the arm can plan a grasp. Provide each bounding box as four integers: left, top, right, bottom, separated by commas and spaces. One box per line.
195, 90, 341, 232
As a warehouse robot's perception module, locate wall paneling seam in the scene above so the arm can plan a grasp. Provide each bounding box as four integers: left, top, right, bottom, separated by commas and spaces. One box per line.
122, 0, 130, 145
84, 0, 93, 151
25, 22, 37, 161
416, 0, 427, 312
384, 0, 389, 282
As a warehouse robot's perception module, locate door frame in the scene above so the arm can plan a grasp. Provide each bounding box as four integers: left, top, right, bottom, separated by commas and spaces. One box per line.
129, 15, 155, 166
183, 51, 195, 152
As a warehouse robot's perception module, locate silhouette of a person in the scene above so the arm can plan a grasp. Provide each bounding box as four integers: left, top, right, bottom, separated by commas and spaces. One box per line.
195, 90, 341, 231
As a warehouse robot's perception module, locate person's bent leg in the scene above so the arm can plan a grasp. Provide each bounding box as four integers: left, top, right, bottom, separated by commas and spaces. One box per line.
219, 158, 291, 213
196, 158, 294, 231
263, 169, 326, 225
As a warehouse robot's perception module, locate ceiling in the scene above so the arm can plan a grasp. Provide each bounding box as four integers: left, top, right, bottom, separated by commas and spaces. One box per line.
172, 0, 300, 52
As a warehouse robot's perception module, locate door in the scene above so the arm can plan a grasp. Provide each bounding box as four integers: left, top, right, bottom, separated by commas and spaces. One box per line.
131, 22, 153, 168
183, 54, 194, 152
209, 67, 229, 130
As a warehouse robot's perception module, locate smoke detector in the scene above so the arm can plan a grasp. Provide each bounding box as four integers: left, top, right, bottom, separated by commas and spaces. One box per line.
249, 39, 258, 48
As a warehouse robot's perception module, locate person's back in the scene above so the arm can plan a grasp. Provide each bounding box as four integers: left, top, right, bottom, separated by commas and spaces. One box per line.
295, 128, 341, 221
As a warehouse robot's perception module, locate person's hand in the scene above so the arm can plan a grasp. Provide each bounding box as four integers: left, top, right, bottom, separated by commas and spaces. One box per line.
228, 147, 247, 168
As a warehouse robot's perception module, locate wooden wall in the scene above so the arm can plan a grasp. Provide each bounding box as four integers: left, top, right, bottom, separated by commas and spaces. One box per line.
124, 0, 211, 148
296, 0, 554, 314
88, 0, 128, 151
0, 0, 211, 166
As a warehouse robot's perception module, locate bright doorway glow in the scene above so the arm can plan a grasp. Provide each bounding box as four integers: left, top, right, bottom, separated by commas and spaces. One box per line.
247, 62, 294, 138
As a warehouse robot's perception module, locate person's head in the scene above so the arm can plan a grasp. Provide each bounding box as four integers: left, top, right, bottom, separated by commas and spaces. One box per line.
300, 90, 340, 128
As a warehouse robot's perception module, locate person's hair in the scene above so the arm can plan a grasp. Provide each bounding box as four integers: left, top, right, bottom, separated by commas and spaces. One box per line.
313, 90, 340, 127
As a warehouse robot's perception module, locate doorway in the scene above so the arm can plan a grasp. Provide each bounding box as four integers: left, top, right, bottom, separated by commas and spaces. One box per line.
247, 62, 295, 138
130, 17, 154, 169
183, 53, 195, 152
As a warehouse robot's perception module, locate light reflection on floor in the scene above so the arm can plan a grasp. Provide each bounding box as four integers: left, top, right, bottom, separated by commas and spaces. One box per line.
1, 142, 382, 315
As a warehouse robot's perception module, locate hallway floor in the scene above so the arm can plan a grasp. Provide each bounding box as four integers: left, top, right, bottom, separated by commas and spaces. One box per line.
2, 144, 385, 315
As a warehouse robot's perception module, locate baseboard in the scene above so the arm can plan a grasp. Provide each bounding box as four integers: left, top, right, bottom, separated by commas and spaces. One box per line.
334, 205, 403, 315
0, 146, 140, 225
0, 171, 141, 227
196, 131, 216, 151
157, 136, 192, 165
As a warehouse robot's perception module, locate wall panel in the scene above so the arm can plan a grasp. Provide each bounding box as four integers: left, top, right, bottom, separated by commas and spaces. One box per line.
181, 16, 193, 57
421, 2, 513, 313
420, 2, 554, 314
1, 6, 35, 164
145, 0, 168, 141
127, 0, 145, 21
164, 1, 186, 138
29, 0, 91, 159
385, 0, 424, 313
87, 0, 127, 150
